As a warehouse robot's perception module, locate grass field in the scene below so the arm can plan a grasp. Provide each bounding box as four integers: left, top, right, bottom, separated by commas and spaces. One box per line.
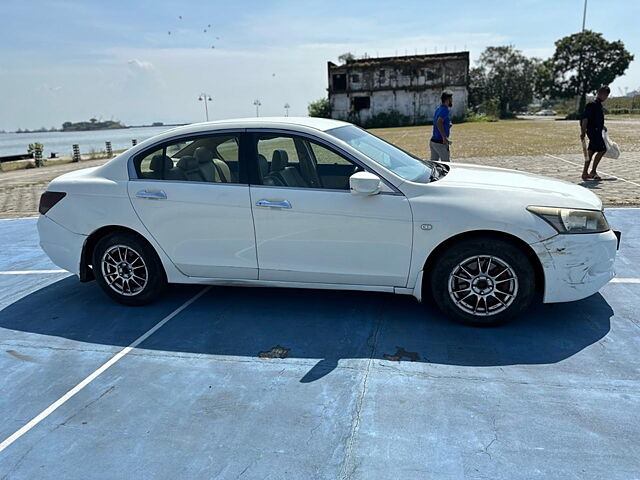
370, 118, 640, 159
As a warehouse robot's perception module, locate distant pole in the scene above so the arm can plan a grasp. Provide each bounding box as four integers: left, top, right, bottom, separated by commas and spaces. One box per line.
284, 103, 290, 117
34, 144, 43, 167
131, 139, 137, 146
105, 141, 112, 158
72, 144, 80, 162
198, 93, 212, 121
253, 99, 262, 117
577, 0, 588, 114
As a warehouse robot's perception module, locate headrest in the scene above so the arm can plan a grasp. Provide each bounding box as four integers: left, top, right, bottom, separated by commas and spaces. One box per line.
257, 154, 269, 177
194, 146, 214, 164
150, 154, 173, 172
176, 155, 198, 170
271, 150, 289, 172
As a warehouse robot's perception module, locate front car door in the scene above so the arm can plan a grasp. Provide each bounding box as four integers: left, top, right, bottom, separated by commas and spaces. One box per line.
248, 130, 413, 286
128, 131, 258, 279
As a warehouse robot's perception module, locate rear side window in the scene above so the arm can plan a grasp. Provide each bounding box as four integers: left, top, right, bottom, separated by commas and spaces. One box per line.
137, 148, 165, 179
133, 134, 242, 183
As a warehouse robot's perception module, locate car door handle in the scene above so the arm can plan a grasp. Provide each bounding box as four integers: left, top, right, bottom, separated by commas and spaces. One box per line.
136, 189, 167, 200
255, 199, 292, 209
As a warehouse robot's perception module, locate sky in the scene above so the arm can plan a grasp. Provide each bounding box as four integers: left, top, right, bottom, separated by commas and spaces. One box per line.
0, 0, 638, 131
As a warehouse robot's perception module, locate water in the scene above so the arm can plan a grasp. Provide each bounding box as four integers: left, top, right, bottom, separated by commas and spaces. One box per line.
0, 126, 177, 157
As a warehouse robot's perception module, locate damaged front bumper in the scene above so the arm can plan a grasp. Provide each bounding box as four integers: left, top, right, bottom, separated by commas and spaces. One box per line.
531, 229, 618, 303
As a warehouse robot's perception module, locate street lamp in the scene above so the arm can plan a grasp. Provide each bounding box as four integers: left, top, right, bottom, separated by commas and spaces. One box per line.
198, 93, 212, 121
253, 99, 262, 117
284, 103, 290, 117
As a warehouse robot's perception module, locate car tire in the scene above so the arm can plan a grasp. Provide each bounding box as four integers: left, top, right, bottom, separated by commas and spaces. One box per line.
429, 237, 536, 326
92, 231, 167, 306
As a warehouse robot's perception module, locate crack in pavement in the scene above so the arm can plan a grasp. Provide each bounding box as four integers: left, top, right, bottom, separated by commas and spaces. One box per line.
338, 313, 383, 480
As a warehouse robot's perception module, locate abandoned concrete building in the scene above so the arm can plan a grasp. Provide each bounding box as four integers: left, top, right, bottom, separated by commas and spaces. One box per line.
327, 52, 469, 125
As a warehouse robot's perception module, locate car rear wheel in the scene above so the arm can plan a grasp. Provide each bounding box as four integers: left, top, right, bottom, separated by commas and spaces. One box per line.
429, 238, 536, 326
92, 232, 166, 305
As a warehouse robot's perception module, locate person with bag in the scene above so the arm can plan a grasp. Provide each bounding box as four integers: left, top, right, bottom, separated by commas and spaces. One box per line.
580, 85, 610, 181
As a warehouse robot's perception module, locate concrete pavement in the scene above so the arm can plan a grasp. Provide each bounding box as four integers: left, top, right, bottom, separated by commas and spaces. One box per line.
0, 211, 639, 479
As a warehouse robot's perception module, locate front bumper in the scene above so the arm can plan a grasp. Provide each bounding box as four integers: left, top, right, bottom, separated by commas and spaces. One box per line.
531, 229, 618, 303
37, 214, 87, 276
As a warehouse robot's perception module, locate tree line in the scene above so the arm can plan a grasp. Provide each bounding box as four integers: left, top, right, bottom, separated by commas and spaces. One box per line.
470, 30, 633, 119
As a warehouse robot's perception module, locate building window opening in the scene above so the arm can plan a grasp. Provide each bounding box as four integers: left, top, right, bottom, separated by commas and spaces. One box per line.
332, 74, 347, 92
352, 96, 371, 111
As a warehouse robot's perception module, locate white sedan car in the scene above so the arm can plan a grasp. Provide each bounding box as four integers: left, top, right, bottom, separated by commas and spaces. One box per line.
37, 117, 619, 325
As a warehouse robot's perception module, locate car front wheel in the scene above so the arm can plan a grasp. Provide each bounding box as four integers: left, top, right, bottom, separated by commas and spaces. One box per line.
429, 238, 536, 326
92, 232, 166, 305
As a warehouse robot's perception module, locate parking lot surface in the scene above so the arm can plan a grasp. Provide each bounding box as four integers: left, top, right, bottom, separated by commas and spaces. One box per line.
0, 210, 639, 479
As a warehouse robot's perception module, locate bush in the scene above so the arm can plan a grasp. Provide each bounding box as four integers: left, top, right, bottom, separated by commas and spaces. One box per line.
362, 110, 411, 128
308, 98, 331, 118
464, 111, 498, 123
27, 142, 44, 155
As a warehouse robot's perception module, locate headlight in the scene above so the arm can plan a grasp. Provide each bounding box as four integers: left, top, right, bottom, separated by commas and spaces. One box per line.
527, 206, 609, 234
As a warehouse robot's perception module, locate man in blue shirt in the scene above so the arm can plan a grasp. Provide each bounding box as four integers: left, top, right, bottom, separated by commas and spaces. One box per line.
430, 90, 453, 162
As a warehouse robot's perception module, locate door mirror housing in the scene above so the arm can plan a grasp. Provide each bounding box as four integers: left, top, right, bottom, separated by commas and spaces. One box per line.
349, 171, 381, 196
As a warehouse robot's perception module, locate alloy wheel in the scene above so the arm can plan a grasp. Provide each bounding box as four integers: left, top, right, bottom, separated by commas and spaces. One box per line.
101, 244, 148, 296
448, 255, 519, 316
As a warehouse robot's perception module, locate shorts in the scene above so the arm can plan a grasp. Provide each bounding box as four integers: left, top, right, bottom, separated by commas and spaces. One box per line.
587, 130, 606, 153
430, 140, 450, 162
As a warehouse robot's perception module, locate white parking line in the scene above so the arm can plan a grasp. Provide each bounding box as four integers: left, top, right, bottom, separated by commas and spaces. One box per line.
0, 286, 211, 453
0, 270, 67, 275
611, 278, 640, 284
545, 153, 640, 187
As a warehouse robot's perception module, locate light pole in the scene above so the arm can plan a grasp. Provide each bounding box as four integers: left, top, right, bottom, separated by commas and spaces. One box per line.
253, 99, 262, 117
577, 0, 588, 113
284, 103, 290, 117
198, 93, 212, 121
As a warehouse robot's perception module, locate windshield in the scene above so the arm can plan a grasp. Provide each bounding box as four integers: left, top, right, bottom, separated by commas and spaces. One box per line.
327, 125, 435, 183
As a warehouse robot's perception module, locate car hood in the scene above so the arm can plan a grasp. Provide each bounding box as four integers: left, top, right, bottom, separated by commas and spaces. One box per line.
433, 162, 603, 210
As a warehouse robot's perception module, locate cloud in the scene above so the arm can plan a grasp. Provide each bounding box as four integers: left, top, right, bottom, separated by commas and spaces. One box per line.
127, 59, 154, 71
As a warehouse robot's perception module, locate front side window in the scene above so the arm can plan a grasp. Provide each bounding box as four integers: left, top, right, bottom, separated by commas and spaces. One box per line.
327, 125, 435, 183
253, 134, 360, 190
133, 134, 241, 183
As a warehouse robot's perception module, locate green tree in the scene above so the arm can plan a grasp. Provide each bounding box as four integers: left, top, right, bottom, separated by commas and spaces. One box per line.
470, 46, 539, 117
308, 98, 332, 118
536, 30, 633, 114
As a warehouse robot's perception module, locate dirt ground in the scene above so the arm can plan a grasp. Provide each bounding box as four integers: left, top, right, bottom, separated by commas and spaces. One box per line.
1, 118, 639, 218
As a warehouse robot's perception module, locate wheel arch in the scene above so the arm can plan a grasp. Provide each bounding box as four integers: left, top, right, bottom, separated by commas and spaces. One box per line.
421, 230, 545, 299
79, 225, 164, 282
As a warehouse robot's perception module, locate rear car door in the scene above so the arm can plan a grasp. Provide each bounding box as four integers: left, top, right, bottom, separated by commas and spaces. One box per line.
248, 130, 413, 286
127, 131, 258, 279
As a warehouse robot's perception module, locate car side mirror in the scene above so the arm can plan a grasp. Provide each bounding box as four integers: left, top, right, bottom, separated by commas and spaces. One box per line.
349, 171, 381, 196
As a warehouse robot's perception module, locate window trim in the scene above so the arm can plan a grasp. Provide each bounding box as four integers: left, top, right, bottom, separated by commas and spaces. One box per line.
128, 129, 247, 184
245, 128, 402, 195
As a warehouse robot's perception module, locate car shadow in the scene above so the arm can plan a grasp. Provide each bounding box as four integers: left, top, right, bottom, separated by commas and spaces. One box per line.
0, 277, 613, 382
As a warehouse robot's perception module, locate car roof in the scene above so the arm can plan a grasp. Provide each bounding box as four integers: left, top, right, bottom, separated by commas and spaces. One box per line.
165, 116, 351, 134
